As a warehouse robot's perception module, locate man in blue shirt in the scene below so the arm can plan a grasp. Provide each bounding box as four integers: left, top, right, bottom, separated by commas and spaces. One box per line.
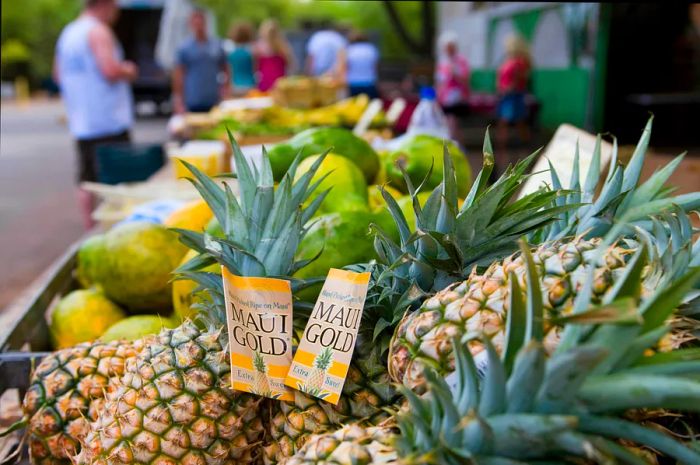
173, 9, 230, 113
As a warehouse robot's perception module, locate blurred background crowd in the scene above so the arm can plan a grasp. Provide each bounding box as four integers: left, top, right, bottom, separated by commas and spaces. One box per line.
4, 1, 700, 140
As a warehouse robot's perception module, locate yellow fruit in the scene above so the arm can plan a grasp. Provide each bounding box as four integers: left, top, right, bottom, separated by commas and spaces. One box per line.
164, 199, 213, 231
75, 234, 105, 288
172, 249, 221, 321
101, 315, 177, 342
368, 184, 403, 212
294, 153, 369, 215
50, 289, 126, 349
84, 221, 188, 311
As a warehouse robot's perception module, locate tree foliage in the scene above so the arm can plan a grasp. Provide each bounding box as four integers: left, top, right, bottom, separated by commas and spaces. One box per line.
1, 0, 82, 81
196, 0, 426, 59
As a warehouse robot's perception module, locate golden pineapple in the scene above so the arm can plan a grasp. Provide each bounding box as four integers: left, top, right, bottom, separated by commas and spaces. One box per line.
285, 424, 397, 465
262, 264, 407, 465
21, 340, 144, 465
75, 321, 265, 465
263, 355, 396, 465
387, 236, 681, 390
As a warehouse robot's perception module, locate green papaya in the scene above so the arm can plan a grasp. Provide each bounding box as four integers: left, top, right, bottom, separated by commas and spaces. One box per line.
384, 134, 472, 197
267, 127, 380, 183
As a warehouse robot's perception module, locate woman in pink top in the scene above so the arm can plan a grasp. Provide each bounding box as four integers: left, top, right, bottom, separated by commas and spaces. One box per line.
435, 31, 470, 143
254, 19, 295, 92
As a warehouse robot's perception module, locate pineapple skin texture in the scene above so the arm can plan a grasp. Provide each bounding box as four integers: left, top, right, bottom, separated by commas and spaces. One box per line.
75, 321, 265, 465
22, 340, 144, 465
263, 344, 398, 464
389, 238, 634, 390
284, 424, 397, 465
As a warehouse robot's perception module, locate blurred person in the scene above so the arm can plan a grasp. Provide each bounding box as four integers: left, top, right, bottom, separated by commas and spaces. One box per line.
305, 22, 347, 77
495, 34, 531, 168
254, 19, 295, 92
341, 29, 380, 98
227, 20, 256, 95
54, 0, 137, 229
172, 9, 230, 113
435, 31, 470, 143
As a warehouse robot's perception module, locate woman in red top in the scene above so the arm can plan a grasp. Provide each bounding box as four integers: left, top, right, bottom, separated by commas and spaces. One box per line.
496, 34, 531, 170
254, 19, 295, 92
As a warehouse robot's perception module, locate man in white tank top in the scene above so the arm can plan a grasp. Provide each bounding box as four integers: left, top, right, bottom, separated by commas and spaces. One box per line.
55, 0, 138, 228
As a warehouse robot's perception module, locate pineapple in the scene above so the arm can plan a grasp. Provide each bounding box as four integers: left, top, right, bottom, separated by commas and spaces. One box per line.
378, 120, 700, 389
286, 424, 396, 465
252, 351, 271, 396
74, 134, 329, 465
288, 255, 700, 465
262, 263, 413, 464
18, 340, 144, 465
389, 236, 622, 388
305, 348, 333, 395
77, 322, 265, 465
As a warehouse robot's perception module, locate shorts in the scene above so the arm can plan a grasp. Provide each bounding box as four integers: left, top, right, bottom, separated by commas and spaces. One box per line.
497, 92, 527, 123
349, 84, 379, 99
187, 103, 216, 113
76, 130, 131, 183
443, 102, 470, 117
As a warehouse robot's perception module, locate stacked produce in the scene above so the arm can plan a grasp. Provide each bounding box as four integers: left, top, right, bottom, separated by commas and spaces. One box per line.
4, 118, 700, 465
192, 94, 384, 143
51, 211, 208, 348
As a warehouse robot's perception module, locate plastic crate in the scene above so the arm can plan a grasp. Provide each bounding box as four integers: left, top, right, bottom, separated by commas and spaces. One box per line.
95, 143, 165, 185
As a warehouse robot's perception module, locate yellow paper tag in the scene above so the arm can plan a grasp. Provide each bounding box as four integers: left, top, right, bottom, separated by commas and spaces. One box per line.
285, 268, 370, 404
222, 267, 294, 401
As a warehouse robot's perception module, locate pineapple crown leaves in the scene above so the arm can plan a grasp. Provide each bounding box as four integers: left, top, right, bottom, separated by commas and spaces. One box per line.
627, 205, 700, 285
543, 117, 700, 242
173, 130, 332, 279
374, 130, 575, 294
346, 260, 426, 349
392, 241, 700, 465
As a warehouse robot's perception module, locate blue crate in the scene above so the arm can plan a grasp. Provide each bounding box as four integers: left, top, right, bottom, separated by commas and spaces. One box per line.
95, 143, 164, 185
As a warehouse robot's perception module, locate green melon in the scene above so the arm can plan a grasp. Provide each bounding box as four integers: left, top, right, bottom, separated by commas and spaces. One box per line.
384, 134, 472, 196
268, 127, 380, 182
295, 153, 369, 215
75, 234, 105, 288
50, 289, 126, 349
294, 210, 391, 301
101, 315, 178, 342
81, 221, 188, 311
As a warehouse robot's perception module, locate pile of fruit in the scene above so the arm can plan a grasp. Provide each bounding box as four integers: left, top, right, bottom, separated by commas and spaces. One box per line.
194, 95, 386, 142
5, 118, 700, 465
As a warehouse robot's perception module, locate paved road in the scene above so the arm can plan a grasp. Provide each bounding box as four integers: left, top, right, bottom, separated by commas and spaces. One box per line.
0, 99, 168, 310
